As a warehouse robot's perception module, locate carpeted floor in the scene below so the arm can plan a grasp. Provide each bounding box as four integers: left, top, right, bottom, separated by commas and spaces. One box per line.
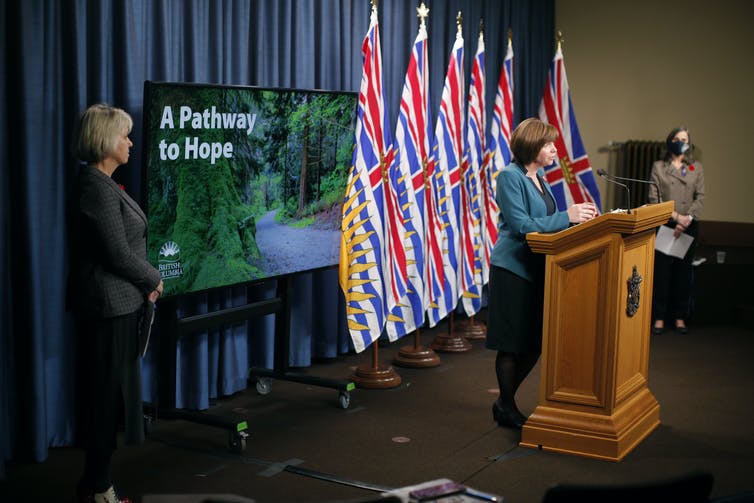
1, 320, 753, 503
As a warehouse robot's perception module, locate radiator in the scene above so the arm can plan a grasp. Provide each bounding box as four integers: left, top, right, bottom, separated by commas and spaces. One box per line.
612, 140, 664, 209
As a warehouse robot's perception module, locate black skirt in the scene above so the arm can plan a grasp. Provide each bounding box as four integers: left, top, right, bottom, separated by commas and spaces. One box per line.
76, 310, 144, 449
485, 265, 545, 354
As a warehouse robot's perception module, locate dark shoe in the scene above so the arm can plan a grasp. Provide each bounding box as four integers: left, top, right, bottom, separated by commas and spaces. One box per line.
492, 401, 526, 430
652, 321, 664, 335
77, 479, 94, 503
675, 321, 689, 334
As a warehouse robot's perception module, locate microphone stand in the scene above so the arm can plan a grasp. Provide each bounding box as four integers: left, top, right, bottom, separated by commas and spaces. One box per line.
597, 169, 663, 204
597, 169, 631, 214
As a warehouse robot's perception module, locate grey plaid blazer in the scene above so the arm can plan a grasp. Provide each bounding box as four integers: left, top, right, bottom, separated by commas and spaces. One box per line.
68, 165, 161, 318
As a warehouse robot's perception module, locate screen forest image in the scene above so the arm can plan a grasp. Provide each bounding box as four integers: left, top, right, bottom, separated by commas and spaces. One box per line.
143, 82, 357, 297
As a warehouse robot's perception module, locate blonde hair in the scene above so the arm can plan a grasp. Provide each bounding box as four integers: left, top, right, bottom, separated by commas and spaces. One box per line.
75, 104, 132, 163
510, 118, 558, 165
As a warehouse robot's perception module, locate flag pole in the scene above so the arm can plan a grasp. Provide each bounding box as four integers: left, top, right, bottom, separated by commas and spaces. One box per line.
430, 11, 473, 353
390, 1, 441, 369
456, 18, 487, 341
345, 0, 401, 389
430, 11, 471, 353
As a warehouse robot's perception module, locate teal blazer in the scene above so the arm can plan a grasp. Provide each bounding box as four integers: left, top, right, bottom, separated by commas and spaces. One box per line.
490, 162, 570, 282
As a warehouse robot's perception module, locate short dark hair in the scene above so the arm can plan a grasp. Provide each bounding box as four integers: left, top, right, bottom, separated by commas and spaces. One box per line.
510, 118, 558, 165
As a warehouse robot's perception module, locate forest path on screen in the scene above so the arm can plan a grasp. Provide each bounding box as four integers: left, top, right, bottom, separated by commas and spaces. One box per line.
255, 209, 341, 277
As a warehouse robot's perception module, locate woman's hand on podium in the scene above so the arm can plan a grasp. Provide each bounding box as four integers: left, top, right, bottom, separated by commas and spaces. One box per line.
567, 202, 598, 224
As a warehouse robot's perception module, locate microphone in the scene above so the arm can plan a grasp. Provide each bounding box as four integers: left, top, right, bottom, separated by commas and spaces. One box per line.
597, 169, 631, 214
596, 168, 663, 203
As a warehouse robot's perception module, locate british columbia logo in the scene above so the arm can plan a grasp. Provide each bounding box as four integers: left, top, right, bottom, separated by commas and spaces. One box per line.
158, 241, 183, 280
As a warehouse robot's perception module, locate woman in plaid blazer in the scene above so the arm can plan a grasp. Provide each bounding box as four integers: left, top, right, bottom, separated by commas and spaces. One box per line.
68, 104, 163, 503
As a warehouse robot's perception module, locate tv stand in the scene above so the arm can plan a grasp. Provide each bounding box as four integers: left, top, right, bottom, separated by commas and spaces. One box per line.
149, 275, 354, 452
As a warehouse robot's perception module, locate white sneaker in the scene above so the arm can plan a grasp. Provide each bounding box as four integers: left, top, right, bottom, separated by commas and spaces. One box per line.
93, 486, 131, 503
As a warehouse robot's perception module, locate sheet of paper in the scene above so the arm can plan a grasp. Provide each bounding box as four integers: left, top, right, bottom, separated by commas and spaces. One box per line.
654, 225, 694, 259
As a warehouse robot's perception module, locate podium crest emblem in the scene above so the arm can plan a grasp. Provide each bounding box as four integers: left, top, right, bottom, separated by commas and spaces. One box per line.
626, 265, 642, 317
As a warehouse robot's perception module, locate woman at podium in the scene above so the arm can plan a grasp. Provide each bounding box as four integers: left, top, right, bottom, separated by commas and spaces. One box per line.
648, 127, 705, 334
487, 118, 597, 429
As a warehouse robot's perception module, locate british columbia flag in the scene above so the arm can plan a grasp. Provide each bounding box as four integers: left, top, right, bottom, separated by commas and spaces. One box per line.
387, 17, 443, 337
459, 29, 485, 317
428, 25, 464, 327
339, 6, 398, 353
539, 45, 602, 212
482, 36, 514, 284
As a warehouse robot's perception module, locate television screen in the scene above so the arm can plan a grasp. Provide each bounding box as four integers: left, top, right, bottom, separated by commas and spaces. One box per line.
141, 81, 357, 298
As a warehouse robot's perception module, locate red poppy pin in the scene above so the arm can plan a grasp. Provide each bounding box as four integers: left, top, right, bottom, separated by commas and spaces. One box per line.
688, 165, 695, 171
118, 183, 126, 191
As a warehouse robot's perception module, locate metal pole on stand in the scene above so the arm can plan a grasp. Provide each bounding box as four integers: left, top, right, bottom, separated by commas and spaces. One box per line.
393, 328, 441, 368
430, 311, 472, 352
350, 340, 402, 389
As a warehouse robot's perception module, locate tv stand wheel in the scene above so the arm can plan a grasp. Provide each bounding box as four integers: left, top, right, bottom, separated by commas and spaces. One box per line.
256, 377, 271, 395
228, 430, 248, 453
143, 414, 155, 435
338, 391, 351, 409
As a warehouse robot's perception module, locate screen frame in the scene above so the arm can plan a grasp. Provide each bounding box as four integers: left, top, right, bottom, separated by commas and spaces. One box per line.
140, 80, 356, 300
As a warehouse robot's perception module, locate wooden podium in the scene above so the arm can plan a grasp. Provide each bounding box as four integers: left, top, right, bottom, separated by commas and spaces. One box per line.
519, 201, 673, 461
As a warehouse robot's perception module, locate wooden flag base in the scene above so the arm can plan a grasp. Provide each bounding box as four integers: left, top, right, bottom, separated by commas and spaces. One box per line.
350, 344, 402, 389
430, 332, 472, 352
430, 313, 471, 353
456, 314, 486, 340
393, 330, 441, 368
393, 345, 441, 367
350, 364, 402, 388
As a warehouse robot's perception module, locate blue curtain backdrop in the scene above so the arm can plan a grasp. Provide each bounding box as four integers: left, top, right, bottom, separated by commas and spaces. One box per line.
0, 0, 555, 473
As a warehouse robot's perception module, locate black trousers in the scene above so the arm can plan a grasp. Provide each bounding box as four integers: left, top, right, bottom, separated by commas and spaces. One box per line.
652, 220, 698, 321
76, 311, 144, 451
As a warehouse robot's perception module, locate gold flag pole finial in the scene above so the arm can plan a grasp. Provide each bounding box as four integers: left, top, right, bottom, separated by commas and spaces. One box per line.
456, 11, 462, 36
417, 2, 429, 28
556, 29, 564, 51
479, 18, 484, 35
370, 0, 377, 15
507, 28, 513, 48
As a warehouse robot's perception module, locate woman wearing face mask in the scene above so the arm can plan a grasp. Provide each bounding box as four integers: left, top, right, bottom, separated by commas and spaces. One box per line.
648, 127, 705, 335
